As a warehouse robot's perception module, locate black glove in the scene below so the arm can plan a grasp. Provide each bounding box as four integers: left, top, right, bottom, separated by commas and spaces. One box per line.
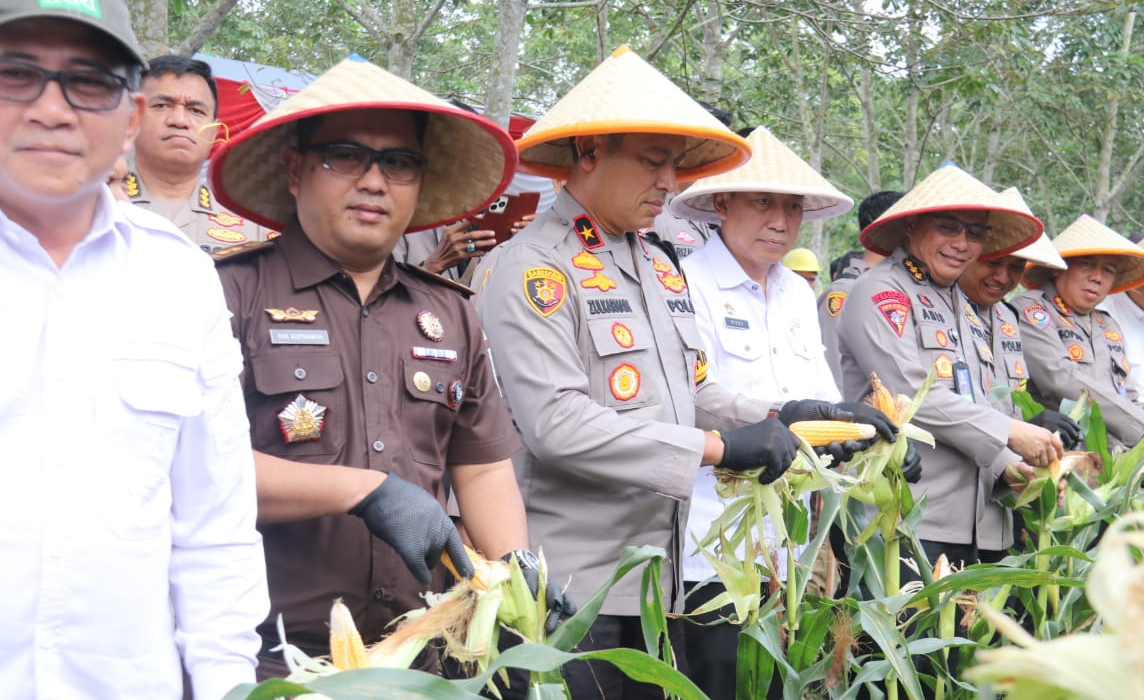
502, 550, 578, 633
1028, 410, 1081, 450
349, 473, 473, 585
901, 439, 923, 483
718, 419, 799, 484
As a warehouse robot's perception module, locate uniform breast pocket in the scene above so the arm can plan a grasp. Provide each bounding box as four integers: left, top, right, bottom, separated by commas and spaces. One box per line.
106, 351, 203, 540
250, 351, 346, 456
714, 318, 764, 362
401, 357, 463, 465
587, 317, 660, 410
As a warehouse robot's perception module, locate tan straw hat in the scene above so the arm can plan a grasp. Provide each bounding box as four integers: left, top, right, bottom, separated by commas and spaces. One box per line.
669, 126, 853, 224
860, 163, 1043, 258
515, 46, 749, 181
209, 57, 517, 232
996, 187, 1066, 269
1023, 214, 1144, 293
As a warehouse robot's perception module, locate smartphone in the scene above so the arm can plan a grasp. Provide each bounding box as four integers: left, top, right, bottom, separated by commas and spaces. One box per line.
476, 191, 541, 245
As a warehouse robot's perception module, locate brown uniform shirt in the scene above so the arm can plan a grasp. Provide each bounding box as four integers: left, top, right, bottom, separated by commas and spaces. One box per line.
214, 222, 520, 649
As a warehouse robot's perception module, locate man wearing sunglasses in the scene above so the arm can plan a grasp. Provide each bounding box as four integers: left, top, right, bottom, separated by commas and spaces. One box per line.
838, 164, 1064, 572
208, 58, 571, 679
0, 1, 268, 699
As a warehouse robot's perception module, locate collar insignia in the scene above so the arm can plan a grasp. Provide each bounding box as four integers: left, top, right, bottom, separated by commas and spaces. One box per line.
903, 255, 929, 282
198, 185, 212, 210
1052, 294, 1072, 316
574, 215, 603, 249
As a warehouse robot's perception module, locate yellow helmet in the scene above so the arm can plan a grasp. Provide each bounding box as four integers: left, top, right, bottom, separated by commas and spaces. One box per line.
782, 247, 820, 273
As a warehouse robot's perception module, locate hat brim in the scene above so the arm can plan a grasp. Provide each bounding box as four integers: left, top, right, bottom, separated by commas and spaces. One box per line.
210, 59, 517, 233
1022, 214, 1144, 293
670, 182, 852, 224
0, 8, 145, 68
516, 124, 748, 182
859, 165, 1043, 259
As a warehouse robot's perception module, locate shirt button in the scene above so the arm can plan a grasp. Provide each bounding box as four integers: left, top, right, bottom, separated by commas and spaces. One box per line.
372, 440, 385, 452
744, 345, 751, 352
366, 371, 379, 383
435, 381, 446, 393
294, 367, 307, 380
782, 387, 789, 394
372, 587, 386, 602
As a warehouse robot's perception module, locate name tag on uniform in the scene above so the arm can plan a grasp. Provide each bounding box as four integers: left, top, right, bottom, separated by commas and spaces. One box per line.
724, 317, 750, 330
269, 329, 330, 345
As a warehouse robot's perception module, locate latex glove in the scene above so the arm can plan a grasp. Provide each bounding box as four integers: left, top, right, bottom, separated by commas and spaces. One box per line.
349, 473, 472, 584
778, 399, 898, 443
1028, 410, 1082, 450
502, 550, 578, 633
718, 419, 799, 484
901, 439, 923, 483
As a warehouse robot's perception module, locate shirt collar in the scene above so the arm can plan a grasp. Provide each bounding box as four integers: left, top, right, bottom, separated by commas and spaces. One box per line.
705, 233, 788, 293
277, 217, 399, 297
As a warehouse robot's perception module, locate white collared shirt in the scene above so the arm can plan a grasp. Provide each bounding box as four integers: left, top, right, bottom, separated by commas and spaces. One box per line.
682, 233, 840, 581
1099, 291, 1144, 402
0, 190, 268, 700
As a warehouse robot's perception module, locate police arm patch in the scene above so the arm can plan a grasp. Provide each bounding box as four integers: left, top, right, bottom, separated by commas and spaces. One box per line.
871, 290, 910, 337
524, 267, 567, 317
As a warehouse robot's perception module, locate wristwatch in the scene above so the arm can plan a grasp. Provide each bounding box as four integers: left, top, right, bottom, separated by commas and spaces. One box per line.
501, 549, 539, 571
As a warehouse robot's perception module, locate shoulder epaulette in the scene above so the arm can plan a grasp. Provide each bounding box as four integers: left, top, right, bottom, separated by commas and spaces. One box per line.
397, 261, 476, 297
211, 238, 277, 265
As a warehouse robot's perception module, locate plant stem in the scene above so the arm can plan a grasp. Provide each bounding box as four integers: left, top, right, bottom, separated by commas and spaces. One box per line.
785, 546, 798, 648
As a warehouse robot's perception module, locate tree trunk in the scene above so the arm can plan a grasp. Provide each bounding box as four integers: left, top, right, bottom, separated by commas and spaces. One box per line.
386, 0, 418, 78
176, 0, 241, 57
127, 0, 168, 58
1093, 10, 1135, 223
697, 0, 723, 104
483, 0, 528, 128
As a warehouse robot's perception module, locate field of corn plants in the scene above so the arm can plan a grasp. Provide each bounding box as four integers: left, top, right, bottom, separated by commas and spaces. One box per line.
224, 382, 1144, 700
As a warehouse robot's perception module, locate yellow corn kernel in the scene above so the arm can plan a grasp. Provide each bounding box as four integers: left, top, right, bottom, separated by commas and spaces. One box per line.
868, 372, 901, 426
329, 599, 369, 670
789, 420, 877, 447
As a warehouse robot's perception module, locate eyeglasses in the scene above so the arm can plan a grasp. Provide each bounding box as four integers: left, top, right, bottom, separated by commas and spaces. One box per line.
925, 214, 990, 243
0, 59, 128, 112
303, 142, 427, 184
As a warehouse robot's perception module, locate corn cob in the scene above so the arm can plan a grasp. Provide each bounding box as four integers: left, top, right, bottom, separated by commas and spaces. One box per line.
867, 372, 901, 426
329, 599, 369, 670
788, 420, 877, 447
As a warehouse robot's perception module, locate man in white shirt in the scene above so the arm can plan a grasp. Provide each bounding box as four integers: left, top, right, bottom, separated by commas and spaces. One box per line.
669, 126, 917, 700
0, 2, 268, 699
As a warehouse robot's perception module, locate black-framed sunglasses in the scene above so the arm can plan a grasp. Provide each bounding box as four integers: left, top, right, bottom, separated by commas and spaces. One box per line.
302, 142, 427, 184
0, 59, 128, 112
924, 214, 990, 242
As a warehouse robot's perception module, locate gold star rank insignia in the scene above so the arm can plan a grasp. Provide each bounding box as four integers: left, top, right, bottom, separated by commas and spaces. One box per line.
416, 310, 445, 342
278, 394, 327, 443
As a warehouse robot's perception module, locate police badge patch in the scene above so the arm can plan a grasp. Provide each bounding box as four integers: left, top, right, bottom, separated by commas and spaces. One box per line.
524, 268, 567, 317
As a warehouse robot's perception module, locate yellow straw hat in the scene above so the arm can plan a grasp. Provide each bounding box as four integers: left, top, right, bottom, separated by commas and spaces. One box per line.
996, 187, 1066, 270
669, 126, 853, 224
515, 46, 749, 181
860, 164, 1043, 258
209, 57, 517, 232
1023, 214, 1144, 293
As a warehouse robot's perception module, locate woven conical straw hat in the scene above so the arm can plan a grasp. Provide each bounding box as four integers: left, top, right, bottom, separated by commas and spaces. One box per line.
515, 46, 749, 181
668, 126, 853, 224
1023, 214, 1144, 293
209, 57, 516, 232
996, 188, 1066, 269
860, 164, 1043, 258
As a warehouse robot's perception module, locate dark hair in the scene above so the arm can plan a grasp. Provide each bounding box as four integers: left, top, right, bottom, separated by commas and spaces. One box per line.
143, 55, 219, 118
829, 249, 864, 281
698, 101, 733, 129
1128, 230, 1144, 245
858, 190, 904, 230
295, 110, 429, 149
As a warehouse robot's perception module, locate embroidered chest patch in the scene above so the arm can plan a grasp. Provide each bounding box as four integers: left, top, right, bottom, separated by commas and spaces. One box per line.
872, 290, 910, 337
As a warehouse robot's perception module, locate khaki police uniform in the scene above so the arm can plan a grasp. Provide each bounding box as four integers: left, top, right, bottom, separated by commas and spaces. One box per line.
649, 198, 713, 258
818, 256, 872, 388
473, 190, 771, 615
1011, 282, 1144, 446
838, 248, 1024, 550
127, 172, 273, 253
214, 222, 520, 653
